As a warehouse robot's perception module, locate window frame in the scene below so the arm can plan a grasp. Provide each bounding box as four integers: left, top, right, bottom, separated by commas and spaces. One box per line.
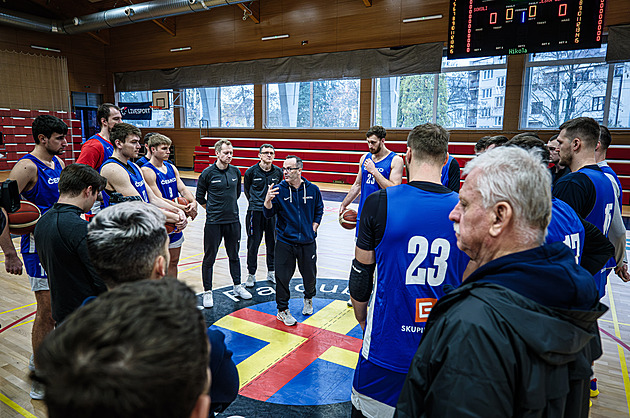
183, 85, 255, 129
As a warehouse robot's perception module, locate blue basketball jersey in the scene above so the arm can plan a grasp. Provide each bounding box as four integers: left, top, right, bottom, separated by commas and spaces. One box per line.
578, 166, 616, 296
545, 198, 585, 265
363, 184, 469, 373
136, 156, 149, 167
599, 163, 623, 209
19, 154, 63, 253
143, 161, 184, 242
357, 152, 396, 222
100, 158, 149, 207
440, 155, 455, 187
90, 134, 114, 169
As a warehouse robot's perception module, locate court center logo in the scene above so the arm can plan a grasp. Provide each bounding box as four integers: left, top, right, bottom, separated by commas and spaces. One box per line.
202, 278, 362, 412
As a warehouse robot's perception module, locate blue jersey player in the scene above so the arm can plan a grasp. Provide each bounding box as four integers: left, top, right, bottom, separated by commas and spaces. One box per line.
141, 133, 197, 278
553, 117, 628, 296
76, 103, 122, 170
99, 123, 187, 230
349, 124, 469, 417
339, 125, 403, 228
5, 115, 67, 399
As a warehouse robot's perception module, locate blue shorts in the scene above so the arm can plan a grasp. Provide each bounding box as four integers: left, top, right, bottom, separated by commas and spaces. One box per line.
23, 253, 48, 292
351, 355, 406, 417
169, 231, 184, 249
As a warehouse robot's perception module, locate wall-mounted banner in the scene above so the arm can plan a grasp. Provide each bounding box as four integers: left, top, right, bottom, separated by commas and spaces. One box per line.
119, 102, 152, 120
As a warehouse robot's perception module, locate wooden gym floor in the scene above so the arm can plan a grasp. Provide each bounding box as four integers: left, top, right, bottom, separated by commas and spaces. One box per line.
0, 176, 629, 417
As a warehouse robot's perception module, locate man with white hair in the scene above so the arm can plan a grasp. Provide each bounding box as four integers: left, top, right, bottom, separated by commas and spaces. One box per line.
396, 146, 606, 418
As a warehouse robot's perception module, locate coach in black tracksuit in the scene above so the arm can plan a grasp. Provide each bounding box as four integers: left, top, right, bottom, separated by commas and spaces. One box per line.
243, 144, 283, 286
196, 140, 251, 308
263, 155, 323, 325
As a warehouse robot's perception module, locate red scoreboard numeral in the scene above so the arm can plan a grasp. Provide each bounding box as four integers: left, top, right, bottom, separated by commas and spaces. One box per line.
490, 12, 497, 24
559, 3, 567, 16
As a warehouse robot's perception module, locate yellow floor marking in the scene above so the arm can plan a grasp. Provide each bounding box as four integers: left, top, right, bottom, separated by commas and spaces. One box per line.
214, 315, 306, 388
12, 319, 34, 328
0, 303, 36, 315
0, 392, 38, 418
600, 318, 630, 327
302, 300, 358, 335
319, 346, 359, 369
606, 281, 630, 416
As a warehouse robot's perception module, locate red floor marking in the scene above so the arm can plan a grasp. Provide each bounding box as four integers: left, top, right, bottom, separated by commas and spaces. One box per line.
231, 308, 362, 401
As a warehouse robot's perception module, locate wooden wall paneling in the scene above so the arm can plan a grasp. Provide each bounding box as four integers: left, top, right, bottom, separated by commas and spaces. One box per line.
359, 78, 373, 131
604, 0, 630, 28
503, 54, 525, 132
254, 84, 263, 130
400, 0, 449, 45
336, 0, 401, 51
276, 1, 339, 56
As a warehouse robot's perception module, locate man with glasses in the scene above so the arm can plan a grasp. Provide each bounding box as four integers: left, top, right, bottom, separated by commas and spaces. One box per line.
243, 144, 283, 287
263, 155, 323, 326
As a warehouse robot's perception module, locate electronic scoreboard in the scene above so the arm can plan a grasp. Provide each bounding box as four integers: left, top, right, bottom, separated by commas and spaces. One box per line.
447, 0, 607, 58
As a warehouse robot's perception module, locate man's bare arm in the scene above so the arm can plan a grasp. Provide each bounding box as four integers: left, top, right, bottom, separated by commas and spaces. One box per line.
0, 209, 22, 275
340, 154, 366, 214
368, 154, 403, 189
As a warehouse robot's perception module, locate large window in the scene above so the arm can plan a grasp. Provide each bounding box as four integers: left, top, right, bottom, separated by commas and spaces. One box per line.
118, 90, 174, 128
266, 80, 360, 128
374, 56, 507, 129
522, 44, 630, 129
184, 85, 254, 128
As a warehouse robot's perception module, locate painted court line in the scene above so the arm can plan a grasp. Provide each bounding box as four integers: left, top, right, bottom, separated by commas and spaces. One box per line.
606, 280, 630, 416
0, 392, 38, 418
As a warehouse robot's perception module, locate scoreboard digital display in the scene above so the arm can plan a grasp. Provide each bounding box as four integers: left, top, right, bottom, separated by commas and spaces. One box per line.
448, 0, 607, 59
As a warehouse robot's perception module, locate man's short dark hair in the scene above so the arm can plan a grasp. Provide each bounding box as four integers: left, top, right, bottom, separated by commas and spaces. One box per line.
87, 202, 168, 288
111, 123, 142, 144
143, 132, 157, 144
366, 125, 386, 140
475, 136, 492, 153
599, 125, 612, 151
549, 134, 559, 142
407, 123, 449, 165
511, 132, 540, 141
487, 135, 509, 148
97, 103, 121, 127
33, 278, 209, 418
559, 117, 600, 149
505, 135, 551, 164
285, 155, 303, 168
58, 164, 108, 197
32, 115, 68, 144
259, 144, 274, 152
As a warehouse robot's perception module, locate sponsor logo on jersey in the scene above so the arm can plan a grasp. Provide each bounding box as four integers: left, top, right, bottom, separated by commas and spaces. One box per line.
47, 177, 60, 185
415, 298, 436, 323
160, 177, 177, 185
134, 180, 144, 188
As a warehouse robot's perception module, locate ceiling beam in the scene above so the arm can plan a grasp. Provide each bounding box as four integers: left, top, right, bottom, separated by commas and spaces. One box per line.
363, 0, 373, 6
237, 2, 260, 24
87, 30, 110, 46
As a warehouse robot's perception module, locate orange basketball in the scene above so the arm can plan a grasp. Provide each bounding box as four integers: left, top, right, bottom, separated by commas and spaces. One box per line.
339, 209, 357, 230
165, 223, 176, 234
8, 201, 41, 235
174, 196, 188, 205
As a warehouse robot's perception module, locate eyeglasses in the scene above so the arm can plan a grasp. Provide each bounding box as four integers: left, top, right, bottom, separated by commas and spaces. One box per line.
282, 167, 299, 172
260, 151, 275, 155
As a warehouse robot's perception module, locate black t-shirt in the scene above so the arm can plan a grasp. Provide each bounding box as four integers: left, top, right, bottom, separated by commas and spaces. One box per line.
552, 165, 599, 219
196, 164, 242, 224
243, 163, 283, 212
356, 181, 453, 251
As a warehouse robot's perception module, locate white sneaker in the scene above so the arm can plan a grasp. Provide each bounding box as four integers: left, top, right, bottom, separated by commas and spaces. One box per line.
30, 380, 45, 400
347, 299, 353, 307
277, 309, 297, 326
267, 271, 276, 283
302, 298, 313, 315
202, 291, 214, 308
245, 274, 255, 288
234, 284, 252, 300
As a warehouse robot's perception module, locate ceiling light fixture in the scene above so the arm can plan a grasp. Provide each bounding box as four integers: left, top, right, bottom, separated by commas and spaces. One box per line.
170, 46, 192, 52
30, 45, 61, 53
261, 34, 289, 41
402, 14, 443, 23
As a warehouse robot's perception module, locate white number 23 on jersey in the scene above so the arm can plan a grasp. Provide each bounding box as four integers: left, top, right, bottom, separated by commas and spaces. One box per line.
405, 236, 451, 286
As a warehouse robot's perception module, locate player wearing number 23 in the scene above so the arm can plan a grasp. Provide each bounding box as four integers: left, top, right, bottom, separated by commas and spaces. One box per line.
348, 124, 469, 418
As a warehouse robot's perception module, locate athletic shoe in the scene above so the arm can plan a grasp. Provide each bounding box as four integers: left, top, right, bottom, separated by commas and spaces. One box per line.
347, 299, 353, 307
233, 284, 252, 300
245, 274, 255, 288
590, 378, 599, 397
302, 298, 313, 315
28, 354, 35, 372
277, 309, 297, 326
267, 271, 276, 283
30, 380, 45, 400
202, 291, 214, 308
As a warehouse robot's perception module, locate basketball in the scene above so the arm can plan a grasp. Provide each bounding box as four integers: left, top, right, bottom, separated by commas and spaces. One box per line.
175, 196, 188, 205
165, 223, 176, 234
8, 201, 41, 235
339, 209, 357, 230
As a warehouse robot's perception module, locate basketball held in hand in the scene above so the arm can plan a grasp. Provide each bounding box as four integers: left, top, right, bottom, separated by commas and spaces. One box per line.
8, 201, 41, 235
339, 209, 357, 230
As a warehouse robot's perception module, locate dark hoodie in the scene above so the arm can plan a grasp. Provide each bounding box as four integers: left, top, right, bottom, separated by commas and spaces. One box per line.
263, 178, 323, 245
396, 242, 607, 418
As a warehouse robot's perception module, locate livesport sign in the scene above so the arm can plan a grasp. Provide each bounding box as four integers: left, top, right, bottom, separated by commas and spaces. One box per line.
119, 102, 152, 120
